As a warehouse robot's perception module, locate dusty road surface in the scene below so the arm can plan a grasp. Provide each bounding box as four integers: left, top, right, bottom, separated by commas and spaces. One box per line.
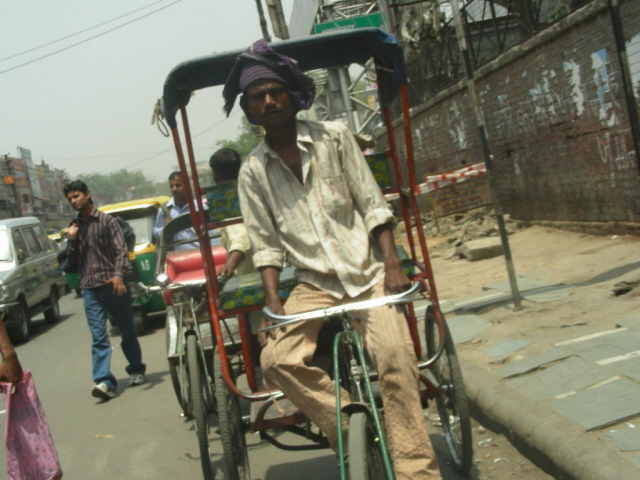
405, 221, 640, 479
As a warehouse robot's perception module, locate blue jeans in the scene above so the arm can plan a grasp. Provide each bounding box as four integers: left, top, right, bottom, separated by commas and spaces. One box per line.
82, 284, 146, 389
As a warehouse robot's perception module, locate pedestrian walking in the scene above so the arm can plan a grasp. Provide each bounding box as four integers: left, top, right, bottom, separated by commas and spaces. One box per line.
64, 180, 146, 400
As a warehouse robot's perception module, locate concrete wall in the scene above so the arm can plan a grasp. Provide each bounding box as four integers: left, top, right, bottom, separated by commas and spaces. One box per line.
379, 0, 640, 229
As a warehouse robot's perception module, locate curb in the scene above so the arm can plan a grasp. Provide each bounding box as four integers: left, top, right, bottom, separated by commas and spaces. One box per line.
460, 359, 639, 480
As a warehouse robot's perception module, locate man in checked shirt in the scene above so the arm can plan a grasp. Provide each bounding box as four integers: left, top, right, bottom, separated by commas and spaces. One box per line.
64, 180, 146, 401
223, 40, 442, 479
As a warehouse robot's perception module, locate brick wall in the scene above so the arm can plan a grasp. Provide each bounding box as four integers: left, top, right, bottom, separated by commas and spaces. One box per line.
379, 0, 640, 225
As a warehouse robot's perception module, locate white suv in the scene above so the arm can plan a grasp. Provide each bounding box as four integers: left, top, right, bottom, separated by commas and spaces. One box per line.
0, 217, 66, 343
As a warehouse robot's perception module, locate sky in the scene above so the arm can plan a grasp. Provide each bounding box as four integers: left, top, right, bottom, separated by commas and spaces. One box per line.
0, 0, 295, 182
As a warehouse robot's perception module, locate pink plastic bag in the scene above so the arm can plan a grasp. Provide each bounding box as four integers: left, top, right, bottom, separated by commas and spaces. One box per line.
1, 370, 63, 480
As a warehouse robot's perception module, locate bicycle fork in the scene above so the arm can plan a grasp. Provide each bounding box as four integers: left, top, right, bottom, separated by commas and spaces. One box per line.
333, 323, 395, 480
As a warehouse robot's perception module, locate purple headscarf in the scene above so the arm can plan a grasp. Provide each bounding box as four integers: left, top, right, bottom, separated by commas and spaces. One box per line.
223, 39, 315, 118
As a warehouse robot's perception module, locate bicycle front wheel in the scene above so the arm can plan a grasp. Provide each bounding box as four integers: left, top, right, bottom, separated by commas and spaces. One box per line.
213, 347, 250, 480
348, 411, 390, 480
187, 333, 214, 480
425, 306, 473, 473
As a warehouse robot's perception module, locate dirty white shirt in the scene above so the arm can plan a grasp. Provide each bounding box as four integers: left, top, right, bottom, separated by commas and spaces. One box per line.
238, 119, 393, 299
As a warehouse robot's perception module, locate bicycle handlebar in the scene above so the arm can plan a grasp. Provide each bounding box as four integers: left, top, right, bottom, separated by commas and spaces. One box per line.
260, 281, 423, 332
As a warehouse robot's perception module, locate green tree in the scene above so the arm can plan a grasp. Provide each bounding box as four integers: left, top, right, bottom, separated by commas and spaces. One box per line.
77, 169, 166, 205
215, 117, 262, 160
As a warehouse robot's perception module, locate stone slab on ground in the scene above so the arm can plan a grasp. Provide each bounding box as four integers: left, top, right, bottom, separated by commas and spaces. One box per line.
497, 347, 572, 378
506, 357, 613, 401
556, 328, 640, 362
484, 338, 532, 360
548, 378, 640, 431
616, 317, 640, 330
521, 284, 574, 303
602, 427, 640, 451
459, 237, 503, 261
446, 289, 512, 312
447, 314, 493, 343
482, 276, 564, 293
607, 355, 640, 382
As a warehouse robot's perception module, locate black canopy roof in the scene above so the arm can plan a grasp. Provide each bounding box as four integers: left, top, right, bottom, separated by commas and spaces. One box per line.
161, 27, 407, 129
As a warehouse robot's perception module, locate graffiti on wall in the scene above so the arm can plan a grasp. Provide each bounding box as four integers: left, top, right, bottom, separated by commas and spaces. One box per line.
490, 44, 637, 188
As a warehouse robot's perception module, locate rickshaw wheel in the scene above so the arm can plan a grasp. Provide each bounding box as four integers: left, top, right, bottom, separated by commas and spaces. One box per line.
165, 315, 188, 415
348, 411, 389, 480
213, 346, 250, 480
187, 334, 214, 480
133, 307, 147, 337
425, 306, 473, 473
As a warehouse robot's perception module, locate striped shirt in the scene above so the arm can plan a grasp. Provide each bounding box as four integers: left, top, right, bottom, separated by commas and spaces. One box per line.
67, 208, 129, 289
238, 119, 393, 299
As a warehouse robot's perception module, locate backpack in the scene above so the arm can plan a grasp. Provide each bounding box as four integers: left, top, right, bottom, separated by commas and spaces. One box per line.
115, 216, 136, 253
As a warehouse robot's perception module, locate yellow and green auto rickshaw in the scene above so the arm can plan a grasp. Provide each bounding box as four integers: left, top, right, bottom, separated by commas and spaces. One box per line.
99, 196, 170, 335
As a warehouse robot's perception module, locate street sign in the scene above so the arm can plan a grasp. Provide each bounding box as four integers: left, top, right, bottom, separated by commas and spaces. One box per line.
313, 13, 382, 34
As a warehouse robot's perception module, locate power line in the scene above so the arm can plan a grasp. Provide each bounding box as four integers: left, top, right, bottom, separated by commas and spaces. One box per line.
0, 0, 167, 63
47, 110, 240, 167
0, 0, 183, 76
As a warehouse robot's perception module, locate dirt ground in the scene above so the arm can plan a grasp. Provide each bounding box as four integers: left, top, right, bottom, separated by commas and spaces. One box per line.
399, 223, 640, 479
405, 224, 640, 367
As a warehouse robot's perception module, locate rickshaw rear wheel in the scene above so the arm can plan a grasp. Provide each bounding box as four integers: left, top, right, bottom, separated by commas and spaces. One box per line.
425, 306, 473, 473
348, 411, 389, 480
213, 346, 250, 480
187, 334, 214, 480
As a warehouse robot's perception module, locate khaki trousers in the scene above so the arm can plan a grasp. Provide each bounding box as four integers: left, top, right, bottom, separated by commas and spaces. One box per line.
261, 281, 442, 480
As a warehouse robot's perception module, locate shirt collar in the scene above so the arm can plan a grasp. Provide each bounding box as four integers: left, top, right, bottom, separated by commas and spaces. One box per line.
257, 119, 313, 163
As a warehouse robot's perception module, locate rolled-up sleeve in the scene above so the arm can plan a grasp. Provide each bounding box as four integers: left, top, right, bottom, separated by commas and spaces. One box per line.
337, 123, 394, 234
238, 160, 284, 269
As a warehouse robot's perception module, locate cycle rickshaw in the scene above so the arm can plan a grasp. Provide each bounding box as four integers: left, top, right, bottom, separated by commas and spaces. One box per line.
154, 27, 472, 480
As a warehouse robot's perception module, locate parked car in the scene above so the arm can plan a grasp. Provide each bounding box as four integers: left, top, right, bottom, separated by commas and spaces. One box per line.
0, 217, 67, 343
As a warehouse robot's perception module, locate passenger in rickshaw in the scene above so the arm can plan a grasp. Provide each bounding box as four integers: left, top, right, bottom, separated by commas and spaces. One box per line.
153, 171, 199, 250
223, 40, 442, 480
209, 148, 256, 279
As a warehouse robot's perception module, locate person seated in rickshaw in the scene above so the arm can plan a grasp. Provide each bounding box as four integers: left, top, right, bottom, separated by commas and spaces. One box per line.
209, 148, 256, 280
154, 172, 200, 250
223, 39, 442, 480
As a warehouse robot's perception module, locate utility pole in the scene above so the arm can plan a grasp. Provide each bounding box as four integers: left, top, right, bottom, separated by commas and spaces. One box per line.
449, 0, 522, 309
255, 0, 272, 42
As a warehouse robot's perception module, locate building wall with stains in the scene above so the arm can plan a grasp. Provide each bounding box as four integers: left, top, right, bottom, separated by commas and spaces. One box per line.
381, 0, 640, 225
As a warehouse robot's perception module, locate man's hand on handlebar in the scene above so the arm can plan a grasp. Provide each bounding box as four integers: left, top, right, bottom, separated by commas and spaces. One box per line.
384, 263, 412, 294
259, 298, 284, 347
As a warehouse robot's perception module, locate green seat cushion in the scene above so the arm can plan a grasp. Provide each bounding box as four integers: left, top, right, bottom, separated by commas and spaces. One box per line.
204, 182, 241, 222
218, 247, 414, 313
365, 152, 393, 190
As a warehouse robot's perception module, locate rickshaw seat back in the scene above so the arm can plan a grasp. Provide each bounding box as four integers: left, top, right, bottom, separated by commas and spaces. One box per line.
204, 182, 241, 222
164, 247, 228, 304
365, 152, 394, 190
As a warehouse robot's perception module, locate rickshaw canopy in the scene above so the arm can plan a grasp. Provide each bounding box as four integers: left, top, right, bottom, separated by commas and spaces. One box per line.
161, 27, 407, 129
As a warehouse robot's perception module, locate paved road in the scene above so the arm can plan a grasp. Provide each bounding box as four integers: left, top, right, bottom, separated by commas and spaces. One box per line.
0, 293, 548, 479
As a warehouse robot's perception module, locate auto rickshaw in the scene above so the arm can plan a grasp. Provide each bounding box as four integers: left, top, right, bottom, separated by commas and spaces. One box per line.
99, 195, 170, 335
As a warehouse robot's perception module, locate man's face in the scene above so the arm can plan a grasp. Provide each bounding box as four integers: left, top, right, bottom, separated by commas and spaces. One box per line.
245, 80, 295, 129
66, 190, 91, 212
169, 177, 186, 202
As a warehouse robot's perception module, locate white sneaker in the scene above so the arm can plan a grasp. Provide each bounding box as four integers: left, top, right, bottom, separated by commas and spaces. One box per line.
92, 382, 117, 400
129, 373, 146, 386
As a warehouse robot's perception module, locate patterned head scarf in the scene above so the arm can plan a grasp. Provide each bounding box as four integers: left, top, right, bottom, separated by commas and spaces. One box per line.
223, 39, 315, 118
